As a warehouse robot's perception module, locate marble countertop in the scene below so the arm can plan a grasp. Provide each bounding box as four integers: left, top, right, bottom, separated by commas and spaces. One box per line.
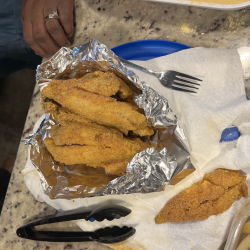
1, 0, 250, 249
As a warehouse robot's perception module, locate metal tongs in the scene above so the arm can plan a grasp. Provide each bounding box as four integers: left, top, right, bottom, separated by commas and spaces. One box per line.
16, 205, 135, 244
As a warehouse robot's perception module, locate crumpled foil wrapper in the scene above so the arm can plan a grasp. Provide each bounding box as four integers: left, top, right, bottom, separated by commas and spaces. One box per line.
94, 147, 179, 196
23, 38, 193, 199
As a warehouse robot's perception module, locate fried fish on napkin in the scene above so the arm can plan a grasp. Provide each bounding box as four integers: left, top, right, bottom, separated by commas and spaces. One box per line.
155, 169, 248, 223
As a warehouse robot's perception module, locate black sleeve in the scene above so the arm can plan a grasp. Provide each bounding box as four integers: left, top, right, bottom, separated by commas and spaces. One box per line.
0, 169, 11, 197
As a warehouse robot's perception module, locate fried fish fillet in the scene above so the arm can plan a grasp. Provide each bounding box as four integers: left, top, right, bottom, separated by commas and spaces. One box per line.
116, 77, 133, 99
133, 127, 154, 137
47, 71, 132, 99
155, 169, 248, 223
41, 85, 149, 132
51, 122, 154, 147
41, 101, 59, 115
53, 104, 153, 136
82, 71, 133, 99
42, 101, 102, 129
51, 123, 130, 147
42, 102, 130, 135
42, 72, 153, 136
44, 136, 150, 167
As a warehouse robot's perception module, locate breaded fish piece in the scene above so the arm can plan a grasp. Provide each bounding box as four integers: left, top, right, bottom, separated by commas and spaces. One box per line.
88, 157, 133, 175
155, 169, 248, 224
44, 137, 150, 166
51, 123, 130, 147
49, 71, 132, 99
116, 77, 133, 99
42, 101, 130, 135
82, 71, 132, 99
47, 71, 132, 98
51, 115, 153, 142
42, 101, 102, 128
55, 108, 94, 127
133, 127, 154, 137
204, 169, 247, 189
41, 101, 59, 115
41, 86, 149, 132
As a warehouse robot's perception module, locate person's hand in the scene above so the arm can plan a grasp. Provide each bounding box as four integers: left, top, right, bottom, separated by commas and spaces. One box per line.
20, 0, 74, 58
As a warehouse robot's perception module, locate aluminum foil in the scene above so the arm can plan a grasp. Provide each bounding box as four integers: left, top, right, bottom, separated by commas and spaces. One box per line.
23, 38, 193, 199
94, 148, 179, 196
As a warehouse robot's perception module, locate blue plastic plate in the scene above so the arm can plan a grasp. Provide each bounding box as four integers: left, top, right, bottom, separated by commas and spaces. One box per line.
112, 39, 191, 61
112, 39, 242, 142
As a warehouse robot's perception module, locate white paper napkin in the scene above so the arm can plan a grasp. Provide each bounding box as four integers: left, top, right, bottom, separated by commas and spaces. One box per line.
23, 48, 250, 250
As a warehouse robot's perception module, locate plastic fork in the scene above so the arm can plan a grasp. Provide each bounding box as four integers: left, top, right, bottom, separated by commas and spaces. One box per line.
118, 57, 202, 93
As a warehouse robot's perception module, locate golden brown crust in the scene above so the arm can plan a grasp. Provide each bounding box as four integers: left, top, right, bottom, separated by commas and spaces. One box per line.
41, 71, 153, 175
204, 168, 247, 189
44, 135, 150, 174
42, 102, 130, 135
49, 71, 121, 97
81, 71, 133, 99
41, 85, 148, 132
117, 77, 133, 99
132, 127, 155, 137
44, 137, 128, 165
155, 169, 248, 224
50, 122, 123, 146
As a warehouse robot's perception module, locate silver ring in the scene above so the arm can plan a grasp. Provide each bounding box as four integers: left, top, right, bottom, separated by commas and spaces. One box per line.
45, 11, 59, 21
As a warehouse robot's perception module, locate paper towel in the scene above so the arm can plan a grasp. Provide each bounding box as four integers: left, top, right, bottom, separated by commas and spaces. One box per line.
23, 47, 250, 250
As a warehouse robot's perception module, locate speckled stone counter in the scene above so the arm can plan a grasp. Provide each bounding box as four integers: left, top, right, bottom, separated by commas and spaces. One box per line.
1, 0, 250, 249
